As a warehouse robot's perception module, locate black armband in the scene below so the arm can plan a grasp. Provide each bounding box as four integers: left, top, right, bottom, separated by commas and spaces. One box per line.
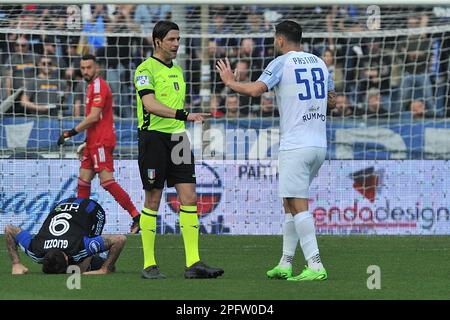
175, 109, 189, 121
138, 89, 155, 99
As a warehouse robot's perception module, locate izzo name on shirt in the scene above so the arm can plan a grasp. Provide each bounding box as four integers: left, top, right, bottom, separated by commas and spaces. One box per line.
44, 239, 69, 249
303, 112, 326, 122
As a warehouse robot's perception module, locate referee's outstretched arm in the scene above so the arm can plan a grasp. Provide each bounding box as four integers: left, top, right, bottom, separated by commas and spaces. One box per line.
141, 93, 209, 122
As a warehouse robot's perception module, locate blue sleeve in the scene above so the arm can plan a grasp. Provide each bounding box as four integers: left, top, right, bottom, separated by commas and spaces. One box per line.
15, 230, 43, 263
83, 236, 106, 256
16, 230, 32, 250
328, 74, 335, 92
257, 56, 285, 90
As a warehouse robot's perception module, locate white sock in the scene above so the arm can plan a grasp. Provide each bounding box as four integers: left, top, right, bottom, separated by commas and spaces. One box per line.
278, 214, 297, 268
293, 211, 324, 272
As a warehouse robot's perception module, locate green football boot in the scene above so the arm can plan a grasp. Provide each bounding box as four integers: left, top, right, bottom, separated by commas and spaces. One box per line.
287, 266, 327, 281
266, 265, 293, 279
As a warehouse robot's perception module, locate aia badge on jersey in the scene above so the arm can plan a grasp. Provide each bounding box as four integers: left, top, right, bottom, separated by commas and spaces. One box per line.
173, 82, 179, 91
136, 75, 149, 87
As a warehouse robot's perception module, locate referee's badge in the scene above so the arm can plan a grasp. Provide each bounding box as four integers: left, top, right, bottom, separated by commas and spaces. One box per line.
173, 82, 179, 91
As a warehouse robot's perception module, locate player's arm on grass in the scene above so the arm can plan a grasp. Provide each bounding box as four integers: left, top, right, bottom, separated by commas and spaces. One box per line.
76, 256, 93, 273
4, 225, 29, 275
216, 58, 267, 97
83, 235, 126, 275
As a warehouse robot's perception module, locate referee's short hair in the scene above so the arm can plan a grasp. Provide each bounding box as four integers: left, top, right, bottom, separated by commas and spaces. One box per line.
42, 249, 68, 274
152, 20, 179, 44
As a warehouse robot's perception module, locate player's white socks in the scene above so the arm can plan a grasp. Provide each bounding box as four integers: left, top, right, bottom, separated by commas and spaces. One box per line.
293, 211, 324, 272
278, 213, 297, 268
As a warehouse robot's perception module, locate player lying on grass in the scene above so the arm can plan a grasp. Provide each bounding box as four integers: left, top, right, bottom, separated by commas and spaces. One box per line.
4, 197, 126, 275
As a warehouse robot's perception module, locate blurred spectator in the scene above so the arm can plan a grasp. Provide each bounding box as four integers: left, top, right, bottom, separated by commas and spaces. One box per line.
134, 4, 171, 34
63, 37, 82, 80
37, 5, 65, 31
82, 4, 109, 51
63, 37, 83, 117
399, 16, 436, 115
20, 55, 65, 116
209, 94, 225, 118
358, 39, 391, 97
322, 47, 344, 93
224, 94, 240, 118
41, 34, 67, 78
98, 5, 137, 118
243, 9, 266, 53
3, 35, 37, 101
335, 19, 365, 104
365, 88, 388, 117
72, 80, 85, 117
239, 38, 264, 82
257, 91, 279, 117
409, 99, 426, 119
209, 6, 238, 57
233, 60, 252, 114
329, 94, 361, 117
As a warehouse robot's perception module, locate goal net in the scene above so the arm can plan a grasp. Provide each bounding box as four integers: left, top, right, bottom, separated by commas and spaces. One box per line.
1, 2, 450, 235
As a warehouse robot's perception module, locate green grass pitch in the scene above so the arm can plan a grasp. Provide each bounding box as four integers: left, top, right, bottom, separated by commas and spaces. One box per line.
0, 235, 449, 300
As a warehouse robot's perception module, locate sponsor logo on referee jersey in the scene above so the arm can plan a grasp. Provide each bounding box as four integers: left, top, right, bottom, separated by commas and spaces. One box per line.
136, 75, 149, 87
173, 82, 179, 91
264, 69, 272, 76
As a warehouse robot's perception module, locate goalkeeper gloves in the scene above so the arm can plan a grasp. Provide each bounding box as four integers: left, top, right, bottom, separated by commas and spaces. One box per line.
57, 128, 79, 146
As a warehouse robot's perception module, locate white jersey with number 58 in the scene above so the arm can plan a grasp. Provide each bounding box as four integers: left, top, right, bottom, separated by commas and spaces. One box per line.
258, 51, 334, 151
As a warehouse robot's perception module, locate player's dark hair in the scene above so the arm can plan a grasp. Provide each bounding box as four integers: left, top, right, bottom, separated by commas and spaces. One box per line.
81, 54, 97, 62
42, 249, 68, 274
152, 20, 179, 46
275, 20, 302, 45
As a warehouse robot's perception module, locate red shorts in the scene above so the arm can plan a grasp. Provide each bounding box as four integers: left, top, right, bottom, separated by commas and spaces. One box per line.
80, 145, 115, 173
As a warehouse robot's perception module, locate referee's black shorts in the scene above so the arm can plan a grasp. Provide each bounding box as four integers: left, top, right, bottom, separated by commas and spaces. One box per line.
138, 130, 196, 190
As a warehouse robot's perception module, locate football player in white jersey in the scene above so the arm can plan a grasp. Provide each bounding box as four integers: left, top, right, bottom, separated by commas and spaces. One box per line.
217, 20, 336, 281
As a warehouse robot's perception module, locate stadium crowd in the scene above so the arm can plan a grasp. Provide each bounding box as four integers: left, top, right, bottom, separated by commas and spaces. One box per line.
1, 4, 450, 119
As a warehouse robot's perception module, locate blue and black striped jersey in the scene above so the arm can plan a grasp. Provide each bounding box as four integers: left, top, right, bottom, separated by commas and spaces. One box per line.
16, 198, 106, 264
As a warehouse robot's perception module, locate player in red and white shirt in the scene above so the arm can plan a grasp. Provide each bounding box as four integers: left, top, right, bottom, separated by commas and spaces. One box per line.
58, 54, 140, 233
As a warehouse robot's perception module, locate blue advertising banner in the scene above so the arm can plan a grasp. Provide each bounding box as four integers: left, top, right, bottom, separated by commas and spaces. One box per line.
1, 117, 450, 159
